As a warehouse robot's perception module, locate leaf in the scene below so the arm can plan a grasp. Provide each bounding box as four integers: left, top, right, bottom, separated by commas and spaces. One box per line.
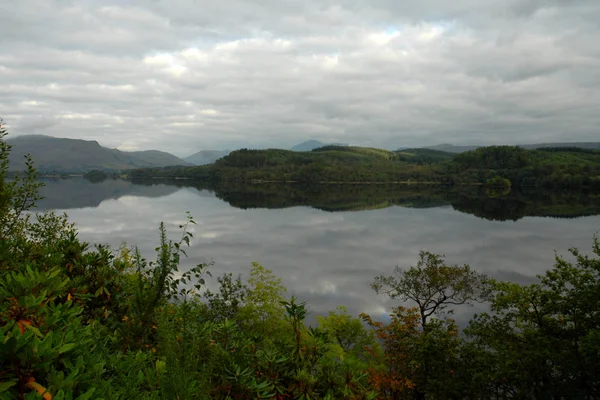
76, 388, 96, 400
0, 381, 17, 392
24, 323, 44, 338
58, 343, 76, 354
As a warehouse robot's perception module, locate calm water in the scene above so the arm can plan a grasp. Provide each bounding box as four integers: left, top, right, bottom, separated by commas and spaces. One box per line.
36, 178, 600, 324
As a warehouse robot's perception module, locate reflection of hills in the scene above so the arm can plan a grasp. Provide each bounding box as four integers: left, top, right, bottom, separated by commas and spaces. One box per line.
36, 178, 180, 210
450, 190, 600, 221
203, 184, 450, 212
188, 183, 600, 221
46, 178, 600, 221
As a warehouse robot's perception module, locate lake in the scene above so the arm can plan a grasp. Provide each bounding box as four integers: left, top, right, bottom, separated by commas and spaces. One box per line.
36, 178, 600, 324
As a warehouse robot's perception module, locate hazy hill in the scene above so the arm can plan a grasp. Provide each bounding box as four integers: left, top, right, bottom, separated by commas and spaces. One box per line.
425, 144, 480, 153
291, 140, 348, 151
426, 142, 600, 153
184, 150, 230, 165
7, 135, 189, 173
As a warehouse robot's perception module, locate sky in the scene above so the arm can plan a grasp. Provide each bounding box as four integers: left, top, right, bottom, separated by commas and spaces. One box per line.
1, 0, 599, 156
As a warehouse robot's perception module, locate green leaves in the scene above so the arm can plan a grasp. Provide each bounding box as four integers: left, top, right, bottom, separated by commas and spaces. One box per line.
465, 236, 600, 398
58, 343, 77, 354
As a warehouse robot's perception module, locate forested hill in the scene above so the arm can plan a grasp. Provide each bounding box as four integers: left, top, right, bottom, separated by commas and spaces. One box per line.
128, 145, 600, 189
7, 135, 189, 173
427, 141, 600, 153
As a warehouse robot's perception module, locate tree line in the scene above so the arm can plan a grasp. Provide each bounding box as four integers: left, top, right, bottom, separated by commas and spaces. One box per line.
129, 145, 600, 189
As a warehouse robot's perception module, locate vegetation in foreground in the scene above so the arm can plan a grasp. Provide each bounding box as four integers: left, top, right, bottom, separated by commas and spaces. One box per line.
2, 121, 600, 399
129, 145, 600, 189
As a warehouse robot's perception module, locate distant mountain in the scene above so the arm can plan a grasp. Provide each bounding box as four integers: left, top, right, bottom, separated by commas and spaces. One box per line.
424, 144, 481, 153
291, 140, 348, 152
426, 142, 600, 153
184, 150, 230, 165
7, 135, 189, 173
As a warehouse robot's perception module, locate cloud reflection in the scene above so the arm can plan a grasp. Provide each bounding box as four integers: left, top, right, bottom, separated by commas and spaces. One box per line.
39, 179, 600, 325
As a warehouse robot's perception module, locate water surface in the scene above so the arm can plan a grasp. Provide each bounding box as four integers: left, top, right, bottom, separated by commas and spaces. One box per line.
36, 178, 600, 323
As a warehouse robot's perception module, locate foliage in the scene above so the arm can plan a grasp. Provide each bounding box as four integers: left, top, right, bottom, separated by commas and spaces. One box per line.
0, 118, 43, 242
317, 306, 378, 360
465, 236, 600, 398
485, 176, 511, 188
239, 262, 288, 336
361, 307, 461, 400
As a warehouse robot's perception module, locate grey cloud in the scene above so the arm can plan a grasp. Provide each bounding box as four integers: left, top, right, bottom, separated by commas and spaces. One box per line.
1, 0, 599, 155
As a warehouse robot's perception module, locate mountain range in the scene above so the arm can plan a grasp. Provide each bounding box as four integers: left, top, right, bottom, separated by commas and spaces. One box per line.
6, 134, 600, 173
7, 135, 189, 173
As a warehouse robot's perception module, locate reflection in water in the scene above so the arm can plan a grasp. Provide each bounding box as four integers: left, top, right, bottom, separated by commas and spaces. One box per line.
35, 178, 600, 324
132, 180, 600, 221
36, 177, 180, 210
40, 178, 600, 221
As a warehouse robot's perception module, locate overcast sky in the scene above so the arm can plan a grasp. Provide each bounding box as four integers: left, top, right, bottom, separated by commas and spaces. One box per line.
1, 0, 598, 156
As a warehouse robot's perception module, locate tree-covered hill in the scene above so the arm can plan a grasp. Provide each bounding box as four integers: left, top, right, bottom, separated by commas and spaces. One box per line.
129, 145, 600, 189
426, 141, 600, 153
291, 139, 348, 151
449, 145, 600, 188
129, 146, 452, 183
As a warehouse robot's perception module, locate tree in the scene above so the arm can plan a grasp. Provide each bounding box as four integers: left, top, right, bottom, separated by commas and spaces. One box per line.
239, 262, 287, 335
203, 272, 247, 321
466, 236, 600, 398
372, 251, 489, 328
361, 306, 462, 400
317, 306, 377, 359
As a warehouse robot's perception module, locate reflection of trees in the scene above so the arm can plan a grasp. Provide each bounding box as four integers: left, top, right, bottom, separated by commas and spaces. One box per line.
211, 184, 451, 212
133, 180, 600, 221
450, 189, 600, 221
